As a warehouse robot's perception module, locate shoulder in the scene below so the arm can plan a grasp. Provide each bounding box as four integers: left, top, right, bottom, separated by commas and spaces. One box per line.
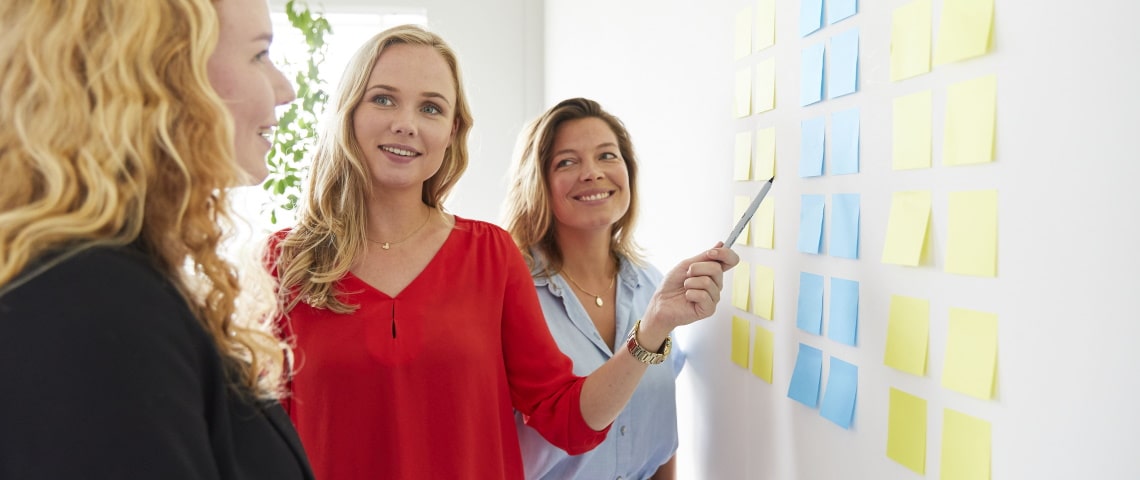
450, 216, 516, 249
618, 255, 664, 289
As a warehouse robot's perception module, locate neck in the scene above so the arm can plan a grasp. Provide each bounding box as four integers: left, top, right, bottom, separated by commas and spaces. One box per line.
365, 190, 432, 240
556, 228, 617, 284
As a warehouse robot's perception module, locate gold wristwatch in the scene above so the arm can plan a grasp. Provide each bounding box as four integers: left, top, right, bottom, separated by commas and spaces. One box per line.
625, 319, 671, 365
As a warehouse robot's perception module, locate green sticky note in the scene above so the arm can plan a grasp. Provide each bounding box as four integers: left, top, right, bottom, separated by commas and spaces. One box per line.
887, 388, 927, 474
942, 307, 998, 399
941, 409, 991, 480
884, 295, 929, 376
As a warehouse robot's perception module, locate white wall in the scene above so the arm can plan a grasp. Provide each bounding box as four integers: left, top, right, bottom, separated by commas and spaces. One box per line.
546, 0, 1140, 479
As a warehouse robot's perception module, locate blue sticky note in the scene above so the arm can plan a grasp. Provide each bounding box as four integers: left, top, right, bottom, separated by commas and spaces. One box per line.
797, 194, 826, 254
830, 108, 860, 175
828, 28, 859, 99
829, 193, 860, 259
800, 117, 826, 178
828, 0, 858, 25
788, 343, 824, 408
800, 44, 825, 106
820, 357, 858, 428
827, 277, 859, 345
800, 0, 823, 37
796, 272, 825, 335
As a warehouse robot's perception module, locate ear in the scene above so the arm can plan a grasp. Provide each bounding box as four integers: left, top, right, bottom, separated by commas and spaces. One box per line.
451, 118, 459, 137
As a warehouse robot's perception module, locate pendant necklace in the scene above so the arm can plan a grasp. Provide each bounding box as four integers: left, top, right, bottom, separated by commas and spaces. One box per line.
561, 270, 616, 308
367, 210, 431, 250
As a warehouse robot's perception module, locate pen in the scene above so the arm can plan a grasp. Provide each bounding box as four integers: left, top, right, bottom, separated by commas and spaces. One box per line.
724, 177, 774, 248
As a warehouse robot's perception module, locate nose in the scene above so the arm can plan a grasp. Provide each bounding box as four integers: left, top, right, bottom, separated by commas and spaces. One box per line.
391, 107, 417, 137
579, 158, 604, 182
271, 64, 297, 106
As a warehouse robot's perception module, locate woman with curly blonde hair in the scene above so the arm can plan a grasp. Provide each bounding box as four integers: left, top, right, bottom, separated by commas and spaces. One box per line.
0, 0, 308, 478
269, 25, 738, 480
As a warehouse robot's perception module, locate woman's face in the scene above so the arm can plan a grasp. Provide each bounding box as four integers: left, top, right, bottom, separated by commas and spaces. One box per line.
546, 117, 631, 235
351, 43, 457, 197
207, 0, 296, 184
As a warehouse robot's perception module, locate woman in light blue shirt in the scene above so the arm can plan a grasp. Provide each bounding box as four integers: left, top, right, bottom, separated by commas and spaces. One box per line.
504, 97, 683, 480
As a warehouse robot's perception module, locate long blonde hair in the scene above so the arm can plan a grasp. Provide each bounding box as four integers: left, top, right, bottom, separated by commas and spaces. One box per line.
0, 0, 287, 398
503, 97, 644, 275
275, 25, 473, 314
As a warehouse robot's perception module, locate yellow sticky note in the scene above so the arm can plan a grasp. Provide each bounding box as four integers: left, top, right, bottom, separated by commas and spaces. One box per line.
890, 0, 931, 81
933, 0, 994, 65
753, 58, 776, 114
734, 8, 753, 60
754, 127, 775, 180
892, 90, 932, 170
734, 132, 753, 181
732, 261, 751, 311
752, 264, 775, 320
882, 191, 931, 266
884, 295, 929, 376
734, 195, 752, 245
731, 315, 751, 368
750, 325, 775, 383
941, 409, 991, 480
946, 189, 998, 276
752, 196, 775, 250
735, 68, 752, 118
944, 75, 997, 166
887, 388, 927, 475
754, 0, 775, 52
943, 307, 998, 399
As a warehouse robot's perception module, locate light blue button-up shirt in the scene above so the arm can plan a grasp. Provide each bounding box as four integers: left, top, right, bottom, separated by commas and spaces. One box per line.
516, 254, 684, 480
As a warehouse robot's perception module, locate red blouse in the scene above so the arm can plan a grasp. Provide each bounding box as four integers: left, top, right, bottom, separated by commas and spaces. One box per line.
274, 218, 607, 479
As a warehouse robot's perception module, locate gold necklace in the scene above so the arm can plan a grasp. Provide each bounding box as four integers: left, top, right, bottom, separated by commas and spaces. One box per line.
367, 210, 431, 250
561, 270, 616, 308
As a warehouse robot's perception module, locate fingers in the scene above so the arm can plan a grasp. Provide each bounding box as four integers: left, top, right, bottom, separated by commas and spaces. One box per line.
702, 244, 740, 272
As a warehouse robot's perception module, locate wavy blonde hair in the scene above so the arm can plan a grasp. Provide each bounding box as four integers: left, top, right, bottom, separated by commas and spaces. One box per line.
275, 25, 473, 314
503, 98, 645, 275
0, 0, 287, 398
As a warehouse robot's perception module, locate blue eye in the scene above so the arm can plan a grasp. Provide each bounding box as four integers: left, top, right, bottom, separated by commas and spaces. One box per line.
254, 50, 270, 62
600, 152, 619, 160
371, 95, 394, 106
421, 104, 442, 115
554, 158, 575, 169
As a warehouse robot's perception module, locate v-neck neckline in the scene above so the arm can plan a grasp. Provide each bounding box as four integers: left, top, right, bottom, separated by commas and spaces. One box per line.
345, 219, 459, 299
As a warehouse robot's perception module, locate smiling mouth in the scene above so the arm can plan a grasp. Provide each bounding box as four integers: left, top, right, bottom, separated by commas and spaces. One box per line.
381, 145, 420, 157
575, 191, 614, 201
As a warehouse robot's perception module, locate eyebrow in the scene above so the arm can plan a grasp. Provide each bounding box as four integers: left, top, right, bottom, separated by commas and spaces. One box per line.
553, 142, 619, 158
363, 84, 453, 107
253, 32, 273, 43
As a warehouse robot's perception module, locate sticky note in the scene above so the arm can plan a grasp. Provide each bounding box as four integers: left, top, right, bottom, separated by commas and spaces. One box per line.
830, 108, 860, 175
796, 272, 825, 335
884, 295, 929, 376
735, 68, 752, 118
946, 189, 998, 276
942, 307, 998, 399
829, 193, 860, 259
890, 0, 932, 81
752, 264, 775, 320
788, 343, 823, 407
934, 0, 994, 65
735, 7, 753, 60
827, 278, 859, 345
800, 0, 823, 37
751, 325, 775, 383
820, 357, 858, 428
734, 195, 753, 246
944, 75, 997, 166
881, 190, 931, 266
732, 260, 751, 310
887, 388, 927, 474
731, 315, 751, 368
893, 90, 932, 170
755, 0, 776, 52
800, 44, 825, 106
752, 195, 775, 249
754, 58, 776, 114
797, 194, 826, 254
828, 0, 858, 24
941, 409, 992, 480
828, 28, 859, 99
754, 127, 776, 181
734, 132, 752, 181
800, 117, 826, 178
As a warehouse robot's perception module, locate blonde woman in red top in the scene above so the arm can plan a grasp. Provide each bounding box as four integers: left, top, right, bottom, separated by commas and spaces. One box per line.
270, 25, 738, 480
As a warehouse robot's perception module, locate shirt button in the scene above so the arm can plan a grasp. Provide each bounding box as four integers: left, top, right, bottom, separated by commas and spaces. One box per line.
616, 477, 623, 480
620, 425, 627, 435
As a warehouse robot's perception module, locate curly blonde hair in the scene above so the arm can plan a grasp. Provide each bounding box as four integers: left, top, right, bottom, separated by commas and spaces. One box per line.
502, 97, 645, 275
0, 0, 287, 398
274, 25, 473, 314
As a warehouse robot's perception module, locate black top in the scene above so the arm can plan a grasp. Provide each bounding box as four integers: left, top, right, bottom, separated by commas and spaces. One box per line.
0, 247, 314, 479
